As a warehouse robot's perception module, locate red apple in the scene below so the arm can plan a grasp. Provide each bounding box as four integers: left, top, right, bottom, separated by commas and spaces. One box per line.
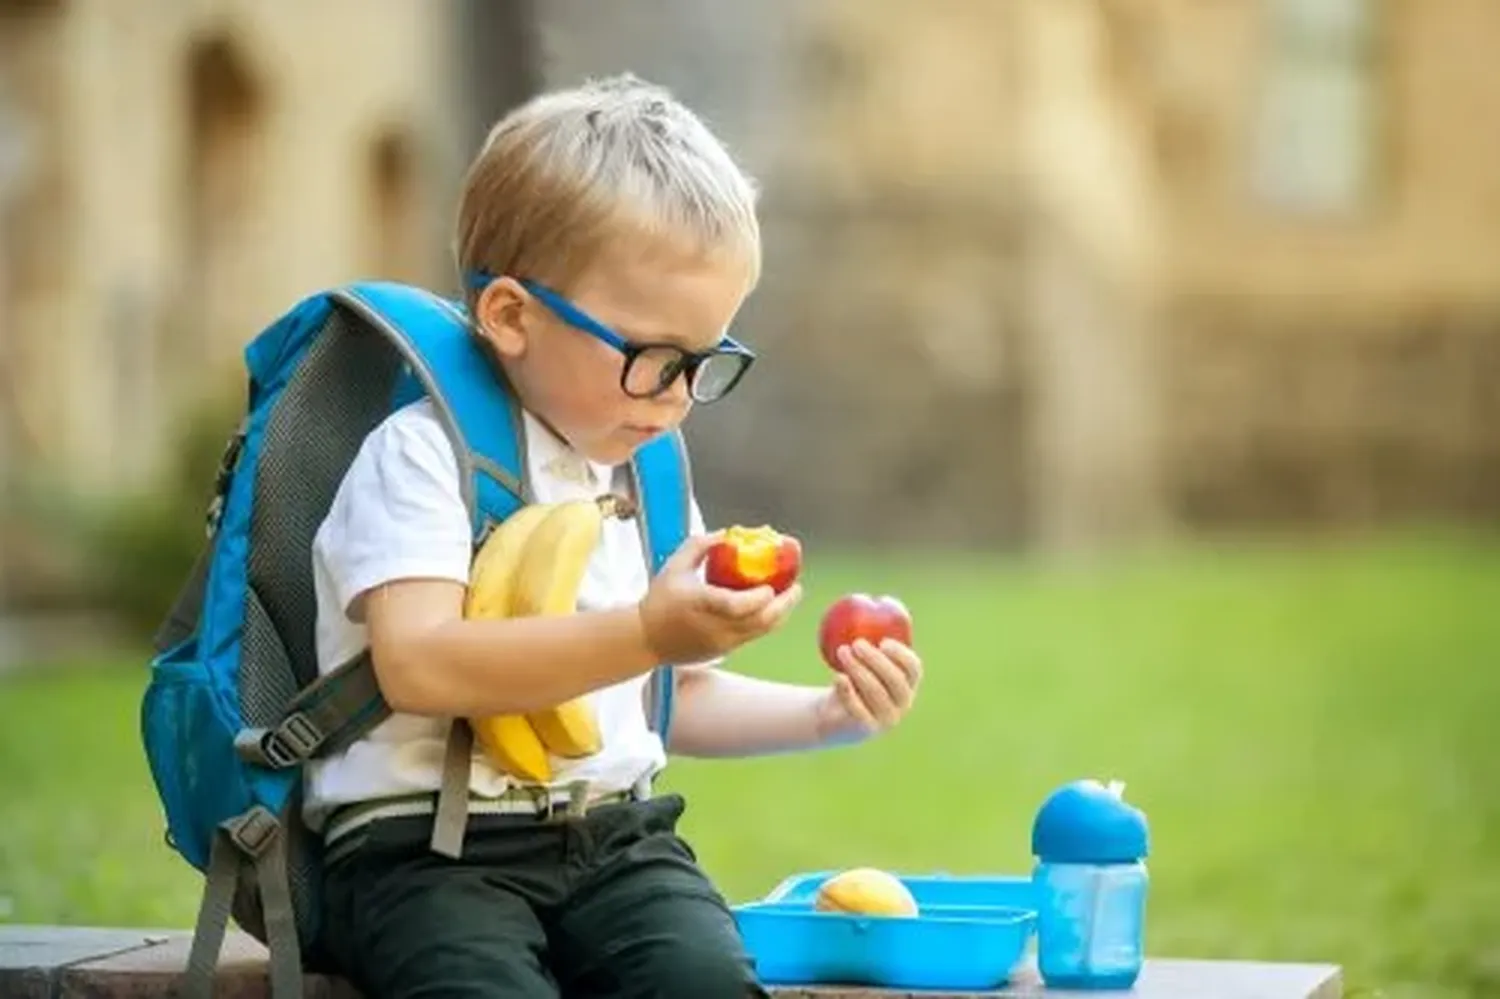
818, 593, 914, 671
704, 525, 803, 593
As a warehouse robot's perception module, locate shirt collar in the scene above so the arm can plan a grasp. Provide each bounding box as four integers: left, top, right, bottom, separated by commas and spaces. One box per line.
521, 410, 618, 489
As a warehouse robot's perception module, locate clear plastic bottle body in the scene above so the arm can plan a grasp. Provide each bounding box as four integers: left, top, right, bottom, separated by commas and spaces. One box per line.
1032, 859, 1148, 990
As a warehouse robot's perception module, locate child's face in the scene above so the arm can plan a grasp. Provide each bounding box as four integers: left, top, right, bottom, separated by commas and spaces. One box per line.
476, 241, 754, 467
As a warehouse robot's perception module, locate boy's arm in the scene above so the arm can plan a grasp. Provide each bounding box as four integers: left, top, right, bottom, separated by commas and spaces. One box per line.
663, 666, 827, 757
366, 551, 789, 718
363, 578, 659, 716
665, 635, 923, 757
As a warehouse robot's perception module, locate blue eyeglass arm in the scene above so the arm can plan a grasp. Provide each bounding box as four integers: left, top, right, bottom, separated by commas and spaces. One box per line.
522, 281, 635, 353
465, 270, 752, 358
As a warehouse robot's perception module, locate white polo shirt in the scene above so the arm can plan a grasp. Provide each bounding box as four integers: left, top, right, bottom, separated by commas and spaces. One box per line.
301, 398, 701, 831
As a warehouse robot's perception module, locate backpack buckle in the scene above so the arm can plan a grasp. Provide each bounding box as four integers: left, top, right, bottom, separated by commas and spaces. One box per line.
267, 711, 323, 765
223, 806, 279, 858
236, 712, 324, 769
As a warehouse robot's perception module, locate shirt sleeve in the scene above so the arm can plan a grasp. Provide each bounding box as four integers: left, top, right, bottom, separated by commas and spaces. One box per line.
689, 495, 709, 537
313, 406, 473, 620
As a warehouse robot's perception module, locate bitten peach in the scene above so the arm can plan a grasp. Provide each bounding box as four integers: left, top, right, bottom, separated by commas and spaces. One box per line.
704, 525, 802, 593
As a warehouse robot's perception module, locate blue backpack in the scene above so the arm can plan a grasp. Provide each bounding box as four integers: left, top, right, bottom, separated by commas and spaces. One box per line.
140, 281, 692, 999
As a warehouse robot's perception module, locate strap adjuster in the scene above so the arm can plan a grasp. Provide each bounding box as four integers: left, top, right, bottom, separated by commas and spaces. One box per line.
266, 711, 323, 766
223, 805, 279, 858
236, 713, 324, 769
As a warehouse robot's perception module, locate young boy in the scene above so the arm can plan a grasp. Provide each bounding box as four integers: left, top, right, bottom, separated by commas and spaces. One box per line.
305, 74, 923, 999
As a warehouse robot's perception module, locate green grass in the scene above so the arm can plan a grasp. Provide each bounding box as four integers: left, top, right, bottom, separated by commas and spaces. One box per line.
3, 530, 1499, 996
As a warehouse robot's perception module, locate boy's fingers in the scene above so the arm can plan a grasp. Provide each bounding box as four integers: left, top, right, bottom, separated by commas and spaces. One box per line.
845, 647, 900, 727
702, 583, 774, 619
757, 583, 803, 629
834, 661, 878, 732
878, 639, 924, 685
665, 531, 724, 574
855, 639, 913, 705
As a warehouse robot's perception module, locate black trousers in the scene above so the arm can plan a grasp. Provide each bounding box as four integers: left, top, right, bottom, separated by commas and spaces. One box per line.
319, 793, 769, 999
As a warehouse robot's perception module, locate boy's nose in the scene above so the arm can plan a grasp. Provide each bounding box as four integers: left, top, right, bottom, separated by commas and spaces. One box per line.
659, 373, 692, 407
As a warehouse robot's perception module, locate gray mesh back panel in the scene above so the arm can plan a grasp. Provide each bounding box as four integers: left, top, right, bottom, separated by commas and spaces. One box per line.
235, 304, 406, 960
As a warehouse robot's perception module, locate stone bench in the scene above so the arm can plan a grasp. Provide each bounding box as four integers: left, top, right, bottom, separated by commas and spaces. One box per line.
0, 925, 1343, 998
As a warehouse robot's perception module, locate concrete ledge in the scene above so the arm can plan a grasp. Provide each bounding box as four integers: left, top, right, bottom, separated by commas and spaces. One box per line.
0, 924, 1343, 998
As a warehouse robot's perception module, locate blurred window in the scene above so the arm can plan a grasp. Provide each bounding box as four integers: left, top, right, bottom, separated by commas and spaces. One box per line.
1252, 0, 1380, 215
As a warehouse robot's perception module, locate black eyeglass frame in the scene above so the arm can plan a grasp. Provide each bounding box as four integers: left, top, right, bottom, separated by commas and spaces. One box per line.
465, 270, 756, 403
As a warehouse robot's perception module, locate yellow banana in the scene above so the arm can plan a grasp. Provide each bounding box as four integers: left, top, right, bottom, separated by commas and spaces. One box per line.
471, 713, 552, 784
462, 494, 635, 778
526, 703, 602, 759
514, 495, 635, 758
464, 502, 556, 781
464, 502, 553, 618
510, 495, 633, 618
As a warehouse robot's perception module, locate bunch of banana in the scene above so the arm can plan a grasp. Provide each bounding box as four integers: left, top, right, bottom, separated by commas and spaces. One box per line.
463, 493, 636, 783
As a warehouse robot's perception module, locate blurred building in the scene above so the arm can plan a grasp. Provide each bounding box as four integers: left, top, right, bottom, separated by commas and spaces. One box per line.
0, 0, 481, 500
2, 0, 1497, 606
0, 0, 539, 604
1132, 0, 1500, 534
529, 0, 1500, 549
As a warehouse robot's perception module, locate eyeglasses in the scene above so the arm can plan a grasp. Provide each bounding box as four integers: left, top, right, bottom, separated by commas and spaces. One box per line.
465, 271, 755, 404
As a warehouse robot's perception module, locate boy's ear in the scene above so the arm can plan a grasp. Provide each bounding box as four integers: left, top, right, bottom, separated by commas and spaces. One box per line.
474, 276, 530, 358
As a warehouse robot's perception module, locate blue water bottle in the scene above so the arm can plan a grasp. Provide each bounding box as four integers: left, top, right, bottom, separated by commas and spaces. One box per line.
1030, 778, 1150, 990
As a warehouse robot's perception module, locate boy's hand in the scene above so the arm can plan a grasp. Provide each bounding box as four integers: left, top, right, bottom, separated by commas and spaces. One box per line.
638, 532, 802, 664
814, 638, 922, 745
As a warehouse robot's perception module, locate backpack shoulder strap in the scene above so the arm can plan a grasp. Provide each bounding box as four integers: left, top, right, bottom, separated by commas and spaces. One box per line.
335, 281, 531, 530
329, 281, 532, 857
630, 430, 694, 742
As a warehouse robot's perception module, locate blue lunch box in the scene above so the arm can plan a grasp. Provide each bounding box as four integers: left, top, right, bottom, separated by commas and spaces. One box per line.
731, 870, 1038, 990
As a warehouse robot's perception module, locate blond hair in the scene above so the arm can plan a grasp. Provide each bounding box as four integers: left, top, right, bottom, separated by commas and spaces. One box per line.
454, 73, 761, 306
